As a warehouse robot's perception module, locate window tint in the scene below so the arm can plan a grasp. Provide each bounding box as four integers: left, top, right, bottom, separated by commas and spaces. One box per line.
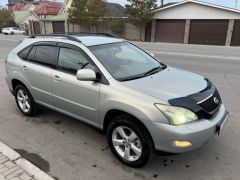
18, 46, 31, 60
34, 46, 57, 67
26, 46, 36, 62
58, 47, 93, 74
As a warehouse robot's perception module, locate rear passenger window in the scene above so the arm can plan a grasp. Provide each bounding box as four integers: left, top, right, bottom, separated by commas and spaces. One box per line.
18, 46, 32, 60
34, 46, 57, 67
27, 46, 36, 61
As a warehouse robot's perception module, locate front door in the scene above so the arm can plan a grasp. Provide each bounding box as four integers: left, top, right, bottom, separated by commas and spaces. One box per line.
52, 43, 100, 126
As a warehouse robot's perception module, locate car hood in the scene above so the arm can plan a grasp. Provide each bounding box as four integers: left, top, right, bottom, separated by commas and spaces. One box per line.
121, 67, 208, 102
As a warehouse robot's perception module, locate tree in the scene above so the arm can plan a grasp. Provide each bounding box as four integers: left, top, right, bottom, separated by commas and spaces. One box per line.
0, 7, 15, 30
108, 13, 125, 36
68, 0, 107, 32
125, 0, 157, 40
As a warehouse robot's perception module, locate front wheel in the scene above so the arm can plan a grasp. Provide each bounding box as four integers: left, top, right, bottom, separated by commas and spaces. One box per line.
107, 114, 153, 168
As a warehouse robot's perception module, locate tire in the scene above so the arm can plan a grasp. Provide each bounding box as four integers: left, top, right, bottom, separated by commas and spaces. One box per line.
10, 31, 14, 35
107, 114, 153, 168
14, 85, 38, 117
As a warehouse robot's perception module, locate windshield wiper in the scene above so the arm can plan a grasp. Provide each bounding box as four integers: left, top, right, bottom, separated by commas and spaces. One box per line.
119, 74, 146, 82
144, 66, 162, 76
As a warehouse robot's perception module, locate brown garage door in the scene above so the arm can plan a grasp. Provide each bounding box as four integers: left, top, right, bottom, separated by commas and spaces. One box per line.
231, 20, 240, 46
155, 20, 185, 43
52, 21, 65, 33
189, 20, 229, 46
33, 21, 41, 34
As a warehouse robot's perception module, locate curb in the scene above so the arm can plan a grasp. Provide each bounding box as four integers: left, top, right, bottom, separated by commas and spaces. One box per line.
0, 141, 54, 180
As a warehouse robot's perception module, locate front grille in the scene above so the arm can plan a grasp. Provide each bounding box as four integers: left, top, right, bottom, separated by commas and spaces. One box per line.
198, 89, 222, 115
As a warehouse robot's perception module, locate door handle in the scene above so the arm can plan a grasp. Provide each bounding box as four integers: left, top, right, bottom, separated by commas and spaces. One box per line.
53, 75, 61, 81
22, 65, 28, 71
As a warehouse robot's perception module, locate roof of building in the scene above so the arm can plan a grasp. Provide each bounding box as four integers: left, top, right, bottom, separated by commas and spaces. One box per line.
8, 1, 63, 15
152, 0, 240, 19
153, 0, 240, 14
46, 2, 126, 21
33, 2, 63, 15
47, 13, 65, 21
13, 10, 39, 24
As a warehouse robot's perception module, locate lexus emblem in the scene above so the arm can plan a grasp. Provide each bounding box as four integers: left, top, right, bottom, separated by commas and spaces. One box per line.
214, 97, 219, 104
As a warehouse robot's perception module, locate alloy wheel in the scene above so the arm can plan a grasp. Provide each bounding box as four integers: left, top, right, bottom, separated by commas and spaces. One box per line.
112, 126, 142, 161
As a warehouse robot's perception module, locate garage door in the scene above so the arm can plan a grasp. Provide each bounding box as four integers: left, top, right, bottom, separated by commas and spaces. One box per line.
52, 21, 65, 33
155, 20, 185, 43
33, 21, 41, 34
231, 20, 240, 46
189, 20, 229, 46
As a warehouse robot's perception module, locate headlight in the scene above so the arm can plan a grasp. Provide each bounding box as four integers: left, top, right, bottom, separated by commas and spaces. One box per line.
155, 104, 198, 125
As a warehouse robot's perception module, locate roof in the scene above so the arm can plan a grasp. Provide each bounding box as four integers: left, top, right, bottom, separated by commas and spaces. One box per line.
8, 1, 63, 15
13, 10, 39, 24
30, 34, 124, 47
46, 13, 65, 21
153, 0, 240, 14
74, 36, 124, 46
46, 2, 126, 22
33, 2, 63, 15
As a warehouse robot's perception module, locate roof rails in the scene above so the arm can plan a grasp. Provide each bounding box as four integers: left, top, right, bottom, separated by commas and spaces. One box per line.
29, 34, 82, 43
66, 32, 118, 38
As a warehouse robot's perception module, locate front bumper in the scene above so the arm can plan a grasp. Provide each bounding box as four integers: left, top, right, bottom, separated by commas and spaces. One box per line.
150, 104, 228, 153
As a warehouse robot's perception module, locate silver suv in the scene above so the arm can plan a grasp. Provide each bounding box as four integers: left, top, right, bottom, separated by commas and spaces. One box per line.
5, 33, 229, 167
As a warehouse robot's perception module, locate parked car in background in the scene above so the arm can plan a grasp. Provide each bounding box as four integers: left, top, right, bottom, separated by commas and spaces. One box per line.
2, 27, 26, 35
5, 33, 229, 167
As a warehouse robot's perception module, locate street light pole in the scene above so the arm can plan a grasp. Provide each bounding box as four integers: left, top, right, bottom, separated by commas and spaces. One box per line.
64, 0, 68, 34
236, 0, 238, 9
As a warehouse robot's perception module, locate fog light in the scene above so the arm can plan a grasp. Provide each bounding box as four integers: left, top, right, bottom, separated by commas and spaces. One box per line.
173, 140, 192, 148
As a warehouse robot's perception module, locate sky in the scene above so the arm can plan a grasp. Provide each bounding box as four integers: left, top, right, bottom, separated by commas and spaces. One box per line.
0, 0, 239, 9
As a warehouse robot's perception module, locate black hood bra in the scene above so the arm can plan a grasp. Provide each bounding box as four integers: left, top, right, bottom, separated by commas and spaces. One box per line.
169, 79, 222, 119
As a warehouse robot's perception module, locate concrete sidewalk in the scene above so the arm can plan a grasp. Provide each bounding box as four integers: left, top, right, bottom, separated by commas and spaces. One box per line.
0, 142, 53, 180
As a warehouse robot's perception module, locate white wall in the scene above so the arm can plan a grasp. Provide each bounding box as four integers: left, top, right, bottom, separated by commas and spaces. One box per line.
153, 2, 240, 19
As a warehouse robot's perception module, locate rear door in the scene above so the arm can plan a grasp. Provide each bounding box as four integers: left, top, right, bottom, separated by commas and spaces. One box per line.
20, 42, 58, 106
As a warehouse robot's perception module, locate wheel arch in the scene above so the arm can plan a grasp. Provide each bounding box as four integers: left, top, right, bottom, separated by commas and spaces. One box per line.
103, 109, 155, 150
12, 79, 28, 95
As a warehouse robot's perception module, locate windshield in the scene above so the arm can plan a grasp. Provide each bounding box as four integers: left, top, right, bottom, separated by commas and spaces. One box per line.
90, 42, 165, 81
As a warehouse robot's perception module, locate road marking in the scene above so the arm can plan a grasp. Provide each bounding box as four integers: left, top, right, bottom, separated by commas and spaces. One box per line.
149, 51, 240, 61
0, 39, 21, 42
230, 113, 240, 117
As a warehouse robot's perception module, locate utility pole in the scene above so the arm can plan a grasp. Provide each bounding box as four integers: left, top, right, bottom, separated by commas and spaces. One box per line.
236, 0, 238, 9
160, 0, 164, 7
64, 0, 68, 33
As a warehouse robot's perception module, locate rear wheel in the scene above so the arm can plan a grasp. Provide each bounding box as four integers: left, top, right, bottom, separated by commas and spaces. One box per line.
15, 85, 38, 116
107, 114, 153, 168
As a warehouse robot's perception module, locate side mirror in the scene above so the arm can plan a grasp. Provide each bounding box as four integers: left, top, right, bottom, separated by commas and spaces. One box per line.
76, 69, 97, 81
150, 53, 155, 57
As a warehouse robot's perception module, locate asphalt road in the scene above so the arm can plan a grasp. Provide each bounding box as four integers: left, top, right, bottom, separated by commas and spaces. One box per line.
0, 34, 240, 180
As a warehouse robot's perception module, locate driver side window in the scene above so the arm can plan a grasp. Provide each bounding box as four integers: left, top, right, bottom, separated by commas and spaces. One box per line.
58, 47, 93, 74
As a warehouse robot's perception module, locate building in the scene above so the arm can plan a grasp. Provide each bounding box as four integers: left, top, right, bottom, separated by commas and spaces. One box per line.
43, 2, 127, 35
8, 1, 63, 20
148, 0, 240, 46
13, 10, 40, 34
